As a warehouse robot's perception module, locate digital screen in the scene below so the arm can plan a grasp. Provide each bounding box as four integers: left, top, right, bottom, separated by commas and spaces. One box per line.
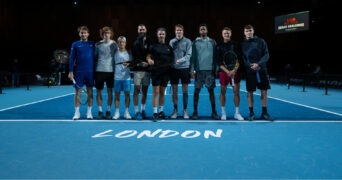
274, 11, 309, 34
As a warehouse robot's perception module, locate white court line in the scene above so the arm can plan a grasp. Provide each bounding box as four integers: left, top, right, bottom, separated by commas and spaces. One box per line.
0, 93, 74, 112
0, 119, 342, 123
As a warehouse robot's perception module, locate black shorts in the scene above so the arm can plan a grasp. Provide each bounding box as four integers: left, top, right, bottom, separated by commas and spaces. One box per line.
170, 68, 190, 85
151, 70, 169, 87
95, 72, 114, 89
245, 70, 271, 91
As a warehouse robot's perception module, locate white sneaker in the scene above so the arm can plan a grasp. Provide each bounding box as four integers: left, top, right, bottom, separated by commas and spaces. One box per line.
171, 109, 178, 119
87, 112, 93, 120
183, 109, 189, 119
221, 113, 227, 120
72, 111, 80, 120
124, 111, 132, 119
234, 113, 244, 121
112, 112, 120, 120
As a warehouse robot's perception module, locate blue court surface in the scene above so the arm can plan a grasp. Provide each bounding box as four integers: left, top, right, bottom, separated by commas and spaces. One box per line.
1, 80, 342, 179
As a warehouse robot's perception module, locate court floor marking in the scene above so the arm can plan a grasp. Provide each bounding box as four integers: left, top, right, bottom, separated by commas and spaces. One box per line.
0, 119, 341, 123
1, 86, 341, 117
0, 93, 73, 112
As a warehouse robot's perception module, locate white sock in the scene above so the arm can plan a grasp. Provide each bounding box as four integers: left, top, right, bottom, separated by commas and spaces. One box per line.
221, 106, 226, 114
134, 106, 139, 113
98, 106, 103, 112
87, 106, 92, 114
235, 107, 239, 114
159, 106, 164, 112
153, 107, 158, 113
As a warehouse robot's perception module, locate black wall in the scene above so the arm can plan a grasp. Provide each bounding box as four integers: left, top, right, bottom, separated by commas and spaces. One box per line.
1, 0, 337, 75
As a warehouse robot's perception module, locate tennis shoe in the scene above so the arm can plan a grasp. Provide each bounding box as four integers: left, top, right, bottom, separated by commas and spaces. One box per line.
153, 113, 159, 121
96, 111, 104, 119
260, 113, 274, 121
192, 111, 198, 120
141, 110, 146, 119
72, 111, 80, 120
221, 113, 227, 120
183, 109, 189, 119
234, 113, 244, 121
112, 112, 120, 120
87, 112, 93, 120
105, 111, 111, 119
124, 111, 132, 120
171, 109, 178, 119
158, 111, 166, 119
248, 113, 255, 121
135, 112, 143, 120
212, 111, 220, 120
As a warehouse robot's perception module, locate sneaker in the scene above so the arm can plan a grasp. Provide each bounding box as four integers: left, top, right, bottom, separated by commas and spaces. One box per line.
234, 113, 244, 121
171, 109, 178, 119
248, 113, 255, 121
72, 111, 80, 120
192, 111, 198, 120
135, 112, 143, 120
112, 112, 120, 120
96, 111, 104, 119
221, 113, 227, 120
212, 111, 220, 120
158, 111, 166, 119
183, 109, 189, 119
124, 111, 132, 120
141, 110, 146, 119
260, 113, 274, 121
87, 112, 93, 120
153, 113, 159, 121
105, 111, 111, 119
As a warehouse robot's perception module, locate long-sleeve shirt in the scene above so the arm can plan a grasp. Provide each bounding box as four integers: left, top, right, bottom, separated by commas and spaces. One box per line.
215, 40, 242, 72
169, 37, 192, 69
240, 35, 270, 73
94, 40, 117, 72
190, 37, 218, 72
69, 40, 95, 73
131, 35, 152, 71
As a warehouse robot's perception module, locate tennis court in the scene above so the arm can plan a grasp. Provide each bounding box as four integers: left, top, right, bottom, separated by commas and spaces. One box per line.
1, 79, 342, 179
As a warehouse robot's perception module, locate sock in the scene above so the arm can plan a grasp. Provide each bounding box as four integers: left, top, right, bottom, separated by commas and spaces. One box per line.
249, 107, 254, 114
235, 107, 239, 114
115, 108, 119, 113
75, 107, 80, 113
141, 104, 146, 111
153, 107, 158, 113
87, 106, 92, 114
221, 106, 226, 114
159, 106, 164, 112
98, 106, 103, 112
106, 106, 111, 112
262, 107, 267, 114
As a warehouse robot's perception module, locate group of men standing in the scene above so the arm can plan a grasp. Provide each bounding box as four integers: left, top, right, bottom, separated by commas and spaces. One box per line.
68, 23, 274, 122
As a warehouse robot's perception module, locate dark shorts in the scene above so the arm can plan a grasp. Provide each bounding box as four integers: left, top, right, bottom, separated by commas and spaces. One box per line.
219, 71, 241, 86
170, 68, 190, 85
194, 70, 216, 89
74, 71, 94, 87
245, 70, 271, 91
151, 70, 170, 87
95, 72, 114, 89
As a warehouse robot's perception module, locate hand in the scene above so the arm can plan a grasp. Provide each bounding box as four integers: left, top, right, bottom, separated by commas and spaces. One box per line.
190, 72, 195, 79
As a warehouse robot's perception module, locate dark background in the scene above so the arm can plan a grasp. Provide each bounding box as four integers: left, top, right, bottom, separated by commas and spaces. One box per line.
0, 0, 337, 76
